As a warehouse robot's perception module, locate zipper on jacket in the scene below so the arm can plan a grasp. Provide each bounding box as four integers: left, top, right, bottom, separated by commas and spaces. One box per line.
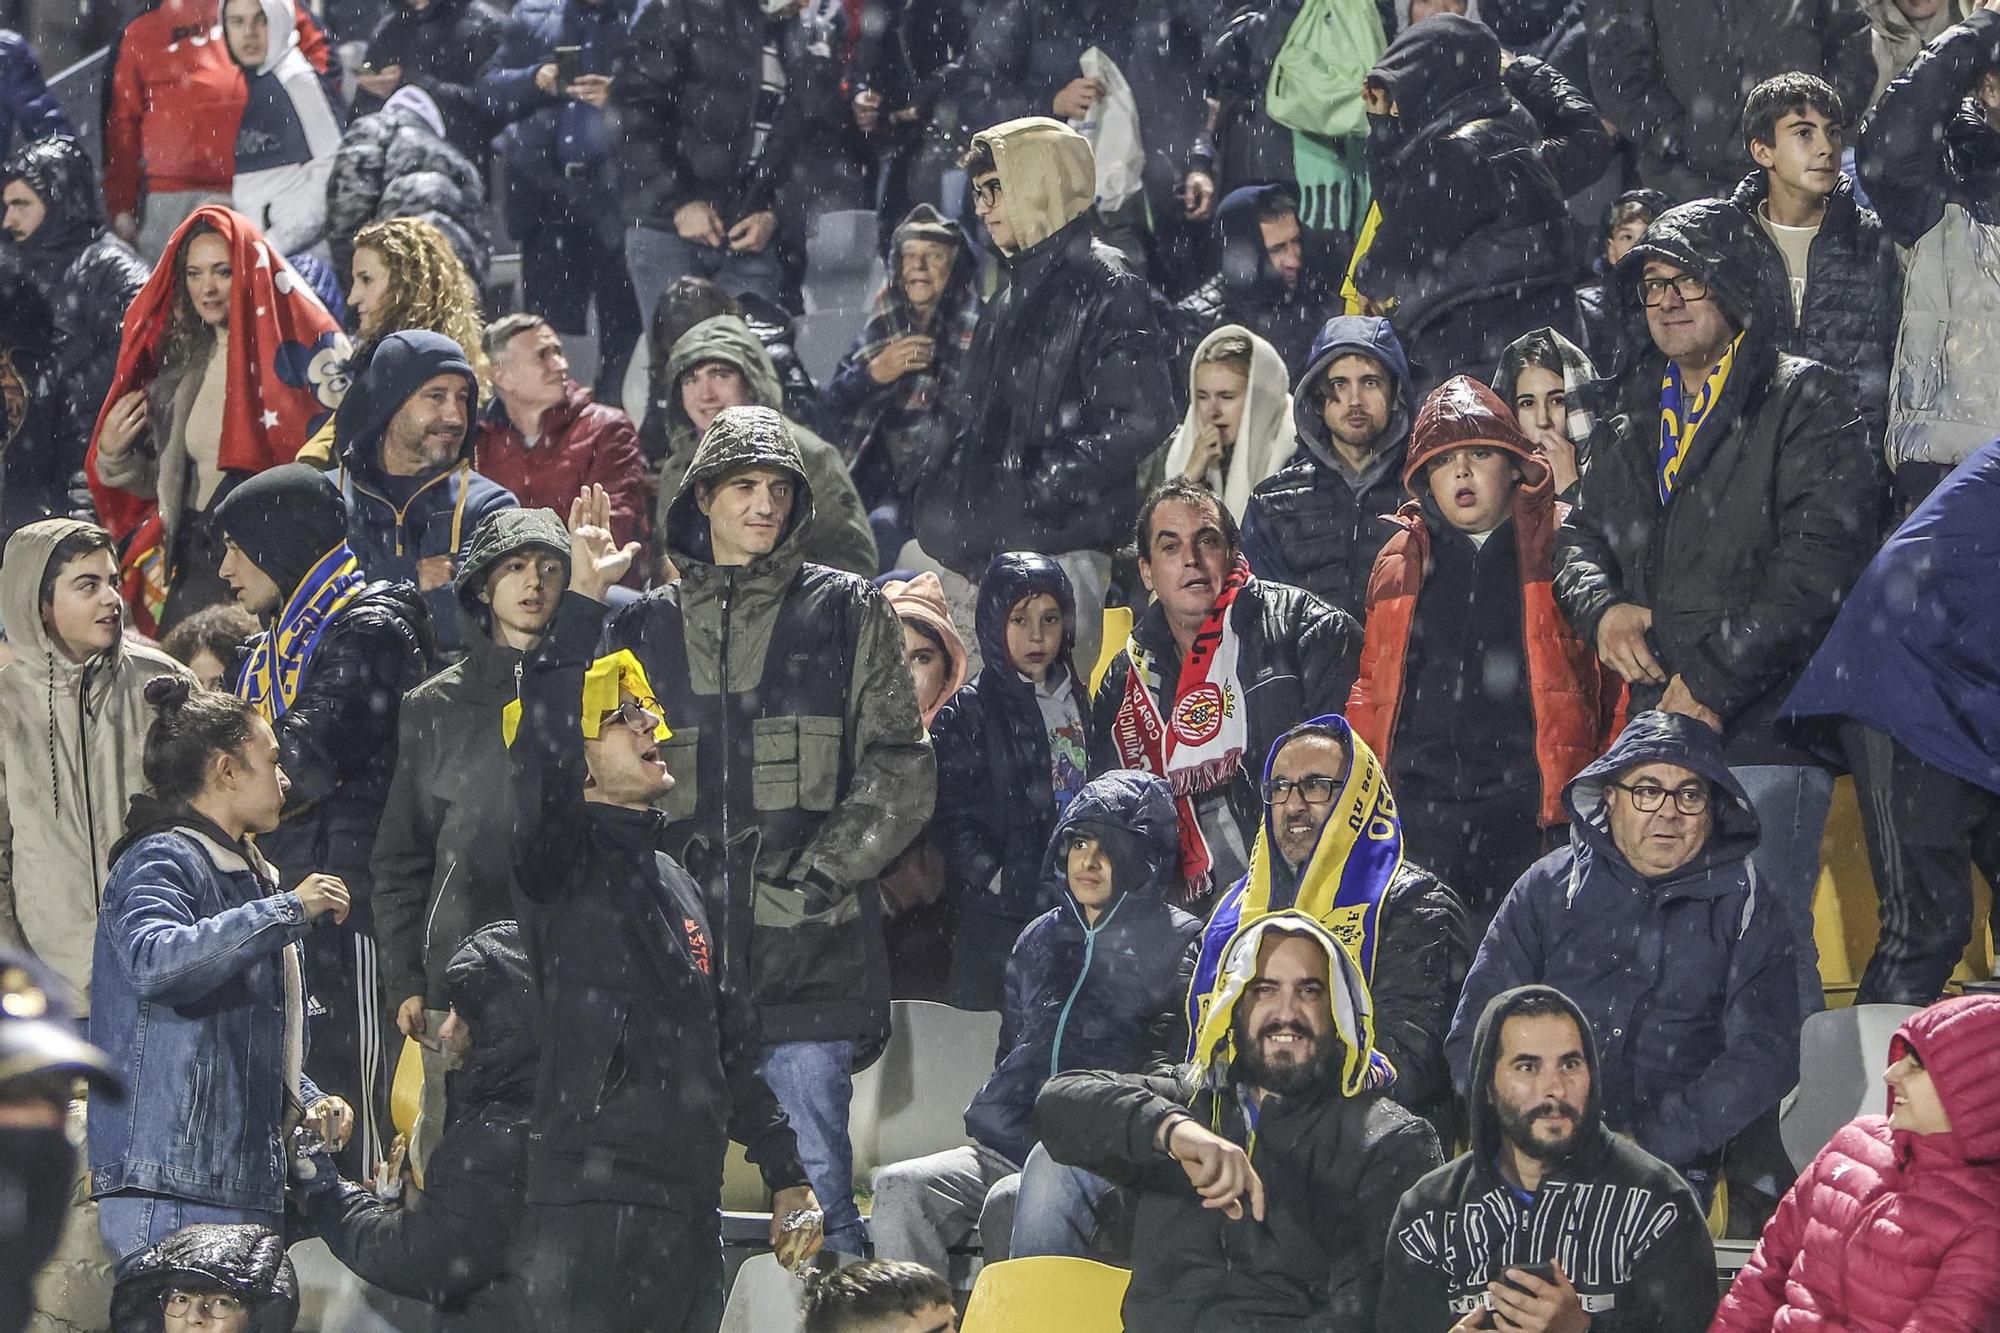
1049, 892, 1129, 1079
345, 462, 464, 559
718, 573, 737, 989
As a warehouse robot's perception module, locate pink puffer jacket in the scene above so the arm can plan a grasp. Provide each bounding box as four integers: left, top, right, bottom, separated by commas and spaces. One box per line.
1711, 995, 2000, 1332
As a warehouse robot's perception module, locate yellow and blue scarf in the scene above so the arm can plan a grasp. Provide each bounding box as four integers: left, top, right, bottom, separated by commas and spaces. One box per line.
238, 543, 367, 720
1657, 333, 1743, 503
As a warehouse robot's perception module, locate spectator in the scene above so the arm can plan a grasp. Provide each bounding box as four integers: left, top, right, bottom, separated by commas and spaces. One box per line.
911, 118, 1175, 671
341, 216, 488, 378
326, 90, 491, 285
1036, 912, 1442, 1331
89, 678, 355, 1261
1553, 198, 1880, 1013
643, 276, 823, 442
1446, 711, 1802, 1203
801, 1261, 956, 1333
1713, 994, 2000, 1332
1, 137, 150, 534
1487, 0, 1592, 87
607, 405, 932, 1257
87, 207, 349, 634
213, 463, 435, 1177
0, 247, 56, 548
872, 771, 1199, 1274
1190, 716, 1472, 1136
474, 315, 648, 581
0, 521, 192, 1011
0, 949, 119, 1333
1094, 482, 1362, 905
1240, 315, 1415, 620
103, 0, 332, 259
1574, 188, 1668, 372
1857, 2, 2000, 516
654, 314, 877, 577
932, 553, 1092, 1009
371, 508, 568, 1168
1380, 985, 1719, 1333
479, 0, 643, 402
0, 30, 72, 157
1587, 0, 1875, 199
298, 922, 536, 1330
822, 205, 982, 548
1154, 327, 1296, 521
1730, 73, 1901, 446
1861, 0, 1971, 108
108, 1224, 299, 1332
331, 329, 518, 648
510, 494, 822, 1325
1492, 325, 1599, 499
1346, 376, 1620, 926
224, 0, 345, 257
350, 0, 504, 166
1173, 187, 1347, 381
160, 602, 261, 690
1354, 16, 1609, 394
1783, 439, 2000, 1005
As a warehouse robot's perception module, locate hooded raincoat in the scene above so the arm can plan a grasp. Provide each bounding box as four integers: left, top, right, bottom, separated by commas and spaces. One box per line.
228, 0, 344, 255
1160, 324, 1297, 520
110, 1223, 299, 1333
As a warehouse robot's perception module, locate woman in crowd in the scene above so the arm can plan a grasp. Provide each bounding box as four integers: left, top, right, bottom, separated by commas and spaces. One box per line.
87, 206, 347, 633
88, 677, 354, 1263
1152, 326, 1294, 520
345, 216, 489, 385
1491, 325, 1599, 500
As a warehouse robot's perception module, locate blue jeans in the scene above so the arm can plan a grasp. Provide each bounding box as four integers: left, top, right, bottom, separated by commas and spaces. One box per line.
755, 1040, 864, 1256
1009, 1143, 1119, 1259
625, 223, 784, 332
1731, 764, 1836, 1015
96, 1193, 281, 1270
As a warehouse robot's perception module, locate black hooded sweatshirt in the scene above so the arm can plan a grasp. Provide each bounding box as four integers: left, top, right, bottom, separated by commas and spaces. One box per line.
1379, 984, 1717, 1333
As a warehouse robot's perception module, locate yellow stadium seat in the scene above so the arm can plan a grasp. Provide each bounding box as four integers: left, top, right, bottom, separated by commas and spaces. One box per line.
961, 1257, 1130, 1333
389, 1036, 427, 1190
1092, 607, 1133, 698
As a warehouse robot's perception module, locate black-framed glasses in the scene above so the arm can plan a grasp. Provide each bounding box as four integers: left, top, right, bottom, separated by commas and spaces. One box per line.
1608, 780, 1710, 815
1638, 274, 1709, 307
606, 697, 663, 734
162, 1290, 247, 1320
1261, 775, 1340, 806
971, 176, 1004, 209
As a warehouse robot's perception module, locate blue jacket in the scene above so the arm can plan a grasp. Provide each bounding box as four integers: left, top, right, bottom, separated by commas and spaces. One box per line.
0, 31, 72, 157
1444, 711, 1801, 1180
1785, 439, 2000, 797
963, 771, 1202, 1166
87, 806, 326, 1213
480, 0, 632, 202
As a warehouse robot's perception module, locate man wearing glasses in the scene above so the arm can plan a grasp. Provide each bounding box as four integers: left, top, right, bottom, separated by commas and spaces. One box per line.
109, 1223, 295, 1333
1445, 710, 1802, 1206
1554, 197, 1879, 1018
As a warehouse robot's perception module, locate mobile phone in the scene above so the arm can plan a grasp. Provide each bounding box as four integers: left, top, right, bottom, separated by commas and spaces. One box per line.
555, 45, 584, 88
1502, 1261, 1558, 1293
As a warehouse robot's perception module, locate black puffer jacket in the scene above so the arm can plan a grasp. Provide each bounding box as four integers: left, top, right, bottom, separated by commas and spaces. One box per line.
1173, 183, 1350, 380
0, 245, 60, 537
1859, 12, 2000, 243
933, 552, 1092, 927
1555, 200, 1882, 766
0, 136, 150, 514
1728, 171, 1900, 444
325, 99, 491, 280
111, 1224, 298, 1333
1357, 19, 1608, 393
351, 0, 505, 163
301, 923, 538, 1331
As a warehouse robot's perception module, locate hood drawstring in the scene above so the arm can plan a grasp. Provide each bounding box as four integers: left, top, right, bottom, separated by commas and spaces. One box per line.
46, 669, 59, 818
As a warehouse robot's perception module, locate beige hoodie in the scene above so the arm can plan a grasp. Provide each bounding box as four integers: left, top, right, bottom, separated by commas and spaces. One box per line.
0, 520, 191, 1010
972, 117, 1097, 252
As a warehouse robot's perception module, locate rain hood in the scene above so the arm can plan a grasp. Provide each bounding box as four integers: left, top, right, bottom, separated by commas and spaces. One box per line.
970, 117, 1097, 253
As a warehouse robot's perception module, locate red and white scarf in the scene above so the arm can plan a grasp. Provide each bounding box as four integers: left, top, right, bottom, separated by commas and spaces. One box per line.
1112, 555, 1251, 899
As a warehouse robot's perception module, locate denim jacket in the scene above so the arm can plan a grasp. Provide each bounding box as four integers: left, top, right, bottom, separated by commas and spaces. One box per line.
88, 825, 322, 1212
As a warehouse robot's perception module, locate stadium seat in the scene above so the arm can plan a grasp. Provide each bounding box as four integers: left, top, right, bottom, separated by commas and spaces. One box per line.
1779, 1002, 1921, 1172
960, 1257, 1130, 1333
719, 1253, 807, 1333
853, 1000, 1003, 1179
802, 209, 883, 315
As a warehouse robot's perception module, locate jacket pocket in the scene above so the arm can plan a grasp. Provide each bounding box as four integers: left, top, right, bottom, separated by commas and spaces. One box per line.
658, 726, 701, 825
750, 715, 844, 813
749, 876, 868, 1004
1895, 318, 1946, 414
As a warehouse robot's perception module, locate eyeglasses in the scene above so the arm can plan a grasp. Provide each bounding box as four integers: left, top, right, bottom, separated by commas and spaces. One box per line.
1638, 274, 1709, 307
1608, 781, 1710, 815
971, 176, 1004, 210
1261, 775, 1340, 806
162, 1291, 247, 1320
605, 698, 664, 735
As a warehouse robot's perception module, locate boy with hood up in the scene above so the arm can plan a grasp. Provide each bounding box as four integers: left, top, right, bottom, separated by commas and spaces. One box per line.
109, 1223, 299, 1333
1173, 186, 1346, 380
1380, 984, 1718, 1333
223, 0, 344, 257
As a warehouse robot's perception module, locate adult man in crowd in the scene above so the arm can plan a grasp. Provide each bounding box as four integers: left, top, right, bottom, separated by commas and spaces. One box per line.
1, 137, 150, 529
802, 1262, 956, 1333
1037, 912, 1441, 1331
215, 463, 435, 1175
1553, 199, 1878, 1013
351, 0, 505, 166
372, 508, 569, 1168
474, 315, 648, 582
0, 521, 189, 1010
1447, 712, 1802, 1205
335, 329, 519, 652
1860, 0, 1971, 108
0, 31, 72, 158
911, 118, 1174, 671
1858, 0, 2000, 515
1382, 985, 1718, 1332
1174, 185, 1346, 378
511, 492, 822, 1326
605, 406, 934, 1258
1092, 480, 1361, 901
1241, 316, 1416, 620
1587, 0, 1874, 198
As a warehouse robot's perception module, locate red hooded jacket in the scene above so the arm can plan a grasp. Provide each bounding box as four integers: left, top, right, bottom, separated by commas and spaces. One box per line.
1346, 376, 1620, 828
1712, 995, 2000, 1332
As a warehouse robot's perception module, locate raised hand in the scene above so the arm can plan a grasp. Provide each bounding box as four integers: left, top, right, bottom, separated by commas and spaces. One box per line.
567, 484, 640, 601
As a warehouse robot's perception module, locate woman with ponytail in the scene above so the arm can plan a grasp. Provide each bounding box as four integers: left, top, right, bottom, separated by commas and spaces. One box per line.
87, 675, 355, 1265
